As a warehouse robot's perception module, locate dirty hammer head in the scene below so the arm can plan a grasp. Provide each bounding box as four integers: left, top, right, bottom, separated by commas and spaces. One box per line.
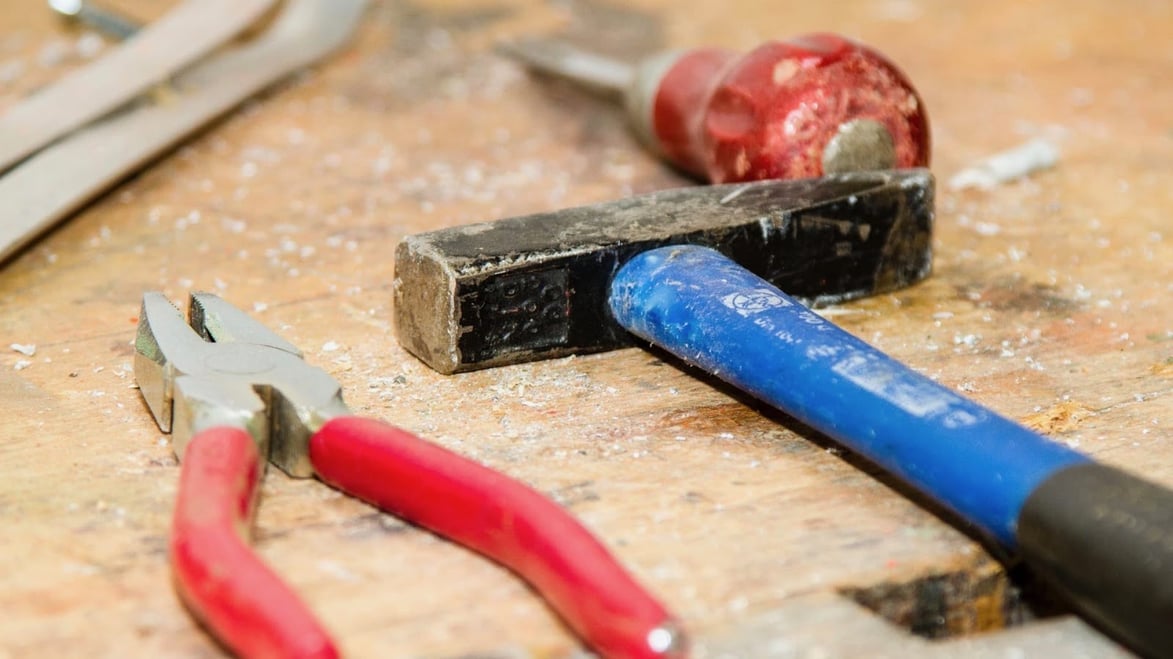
394, 168, 934, 374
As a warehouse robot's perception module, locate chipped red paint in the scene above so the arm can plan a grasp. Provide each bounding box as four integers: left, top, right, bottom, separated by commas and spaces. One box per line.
652, 33, 929, 183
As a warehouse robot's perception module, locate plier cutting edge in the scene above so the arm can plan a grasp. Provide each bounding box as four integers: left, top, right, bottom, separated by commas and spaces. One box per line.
133, 292, 685, 659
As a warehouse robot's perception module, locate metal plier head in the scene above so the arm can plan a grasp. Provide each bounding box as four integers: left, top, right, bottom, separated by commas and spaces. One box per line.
134, 292, 348, 477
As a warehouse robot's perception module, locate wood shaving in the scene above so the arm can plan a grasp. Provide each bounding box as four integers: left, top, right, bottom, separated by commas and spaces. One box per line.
1021, 401, 1095, 433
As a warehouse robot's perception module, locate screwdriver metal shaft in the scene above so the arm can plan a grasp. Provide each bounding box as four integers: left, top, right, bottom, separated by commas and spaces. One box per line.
498, 39, 636, 98
48, 0, 140, 41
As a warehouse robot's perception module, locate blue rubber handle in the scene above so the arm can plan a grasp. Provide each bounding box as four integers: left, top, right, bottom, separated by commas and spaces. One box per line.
608, 245, 1089, 547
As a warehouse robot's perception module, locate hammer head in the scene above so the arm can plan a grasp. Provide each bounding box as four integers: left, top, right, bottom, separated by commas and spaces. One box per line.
394, 168, 934, 374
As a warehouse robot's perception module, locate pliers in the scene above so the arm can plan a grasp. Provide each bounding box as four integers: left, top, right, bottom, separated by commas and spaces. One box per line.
133, 292, 685, 659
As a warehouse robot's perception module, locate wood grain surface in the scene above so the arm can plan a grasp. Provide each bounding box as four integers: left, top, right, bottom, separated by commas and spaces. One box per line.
0, 0, 1169, 657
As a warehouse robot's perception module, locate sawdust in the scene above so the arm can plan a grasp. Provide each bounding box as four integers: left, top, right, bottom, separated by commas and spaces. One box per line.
1020, 401, 1096, 433
1151, 358, 1173, 377
9, 343, 35, 356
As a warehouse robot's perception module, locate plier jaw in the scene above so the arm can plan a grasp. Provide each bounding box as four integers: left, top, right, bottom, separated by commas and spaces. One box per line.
134, 291, 347, 477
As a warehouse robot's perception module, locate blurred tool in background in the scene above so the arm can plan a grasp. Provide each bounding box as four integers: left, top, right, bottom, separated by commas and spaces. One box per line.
0, 0, 367, 264
500, 33, 929, 183
0, 0, 280, 174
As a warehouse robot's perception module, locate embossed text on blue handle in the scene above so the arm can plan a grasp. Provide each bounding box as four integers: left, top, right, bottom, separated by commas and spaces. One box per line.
608, 245, 1089, 547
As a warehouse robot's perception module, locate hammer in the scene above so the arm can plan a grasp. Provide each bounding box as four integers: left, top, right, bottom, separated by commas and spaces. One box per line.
394, 169, 1173, 657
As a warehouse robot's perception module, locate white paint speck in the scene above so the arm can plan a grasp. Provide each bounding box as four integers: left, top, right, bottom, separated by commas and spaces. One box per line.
38, 40, 72, 68
317, 559, 359, 582
973, 221, 1001, 236
75, 32, 104, 59
949, 138, 1060, 190
0, 58, 26, 83
719, 185, 750, 204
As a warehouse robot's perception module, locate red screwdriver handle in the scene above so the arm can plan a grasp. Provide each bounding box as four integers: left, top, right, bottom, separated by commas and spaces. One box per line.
171, 426, 339, 659
651, 33, 929, 183
309, 416, 684, 659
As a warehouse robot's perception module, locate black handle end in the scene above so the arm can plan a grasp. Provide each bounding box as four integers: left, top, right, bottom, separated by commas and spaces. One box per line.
1019, 463, 1173, 658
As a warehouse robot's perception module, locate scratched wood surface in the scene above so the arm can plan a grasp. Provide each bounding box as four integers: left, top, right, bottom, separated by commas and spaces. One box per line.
1, 0, 1170, 657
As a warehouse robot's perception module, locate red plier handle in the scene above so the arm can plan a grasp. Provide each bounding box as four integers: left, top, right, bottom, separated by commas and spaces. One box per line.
172, 417, 682, 659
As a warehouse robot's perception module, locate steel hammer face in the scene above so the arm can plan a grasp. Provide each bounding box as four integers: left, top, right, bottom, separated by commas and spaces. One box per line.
394, 169, 934, 374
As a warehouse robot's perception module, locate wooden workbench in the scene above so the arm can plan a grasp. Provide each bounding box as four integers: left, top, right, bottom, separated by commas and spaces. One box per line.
1, 0, 1169, 657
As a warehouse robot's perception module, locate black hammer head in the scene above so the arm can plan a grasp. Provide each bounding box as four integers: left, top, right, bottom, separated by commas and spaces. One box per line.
394, 169, 934, 374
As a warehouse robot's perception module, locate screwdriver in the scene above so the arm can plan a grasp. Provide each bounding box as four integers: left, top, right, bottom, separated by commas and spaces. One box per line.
500, 33, 930, 183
